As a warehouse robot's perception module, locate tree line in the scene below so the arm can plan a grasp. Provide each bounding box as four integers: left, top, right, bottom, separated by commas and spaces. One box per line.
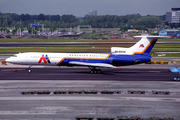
0, 13, 172, 32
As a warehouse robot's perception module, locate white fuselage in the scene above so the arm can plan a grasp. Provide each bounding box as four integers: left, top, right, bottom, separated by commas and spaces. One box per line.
6, 52, 110, 66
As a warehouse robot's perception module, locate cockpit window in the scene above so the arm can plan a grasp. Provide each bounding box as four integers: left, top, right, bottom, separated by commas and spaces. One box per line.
13, 55, 17, 57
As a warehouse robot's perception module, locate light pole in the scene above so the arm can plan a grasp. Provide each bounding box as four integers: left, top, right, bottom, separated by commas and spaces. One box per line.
6, 19, 7, 28
42, 24, 44, 32
20, 19, 21, 37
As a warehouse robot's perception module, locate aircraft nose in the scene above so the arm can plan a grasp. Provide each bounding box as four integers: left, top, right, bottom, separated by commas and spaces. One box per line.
5, 57, 12, 63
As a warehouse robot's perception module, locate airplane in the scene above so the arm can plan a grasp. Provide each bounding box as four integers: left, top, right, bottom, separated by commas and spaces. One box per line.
5, 36, 163, 73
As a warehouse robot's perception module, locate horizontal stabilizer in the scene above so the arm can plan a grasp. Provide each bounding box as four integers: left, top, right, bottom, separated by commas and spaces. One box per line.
69, 61, 116, 68
134, 36, 165, 39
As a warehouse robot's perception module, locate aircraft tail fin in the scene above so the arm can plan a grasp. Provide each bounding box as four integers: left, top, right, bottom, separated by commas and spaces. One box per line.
131, 36, 163, 55
111, 36, 164, 55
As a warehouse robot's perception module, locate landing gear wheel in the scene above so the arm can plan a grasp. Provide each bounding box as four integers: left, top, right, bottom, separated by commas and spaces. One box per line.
90, 69, 96, 74
97, 69, 101, 74
89, 67, 101, 74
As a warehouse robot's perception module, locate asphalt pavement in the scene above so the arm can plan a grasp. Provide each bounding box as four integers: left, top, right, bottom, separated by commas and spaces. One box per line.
0, 56, 180, 120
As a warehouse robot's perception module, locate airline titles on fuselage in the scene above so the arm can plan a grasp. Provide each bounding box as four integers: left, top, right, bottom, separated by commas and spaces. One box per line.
69, 53, 109, 58
29, 54, 109, 59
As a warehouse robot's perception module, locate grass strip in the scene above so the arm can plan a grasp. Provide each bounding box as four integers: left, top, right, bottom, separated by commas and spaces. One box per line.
152, 47, 180, 51
1, 46, 180, 52
0, 47, 110, 53
150, 52, 180, 57
0, 38, 138, 43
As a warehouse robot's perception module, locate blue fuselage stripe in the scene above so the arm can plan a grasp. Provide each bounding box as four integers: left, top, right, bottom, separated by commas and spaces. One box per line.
60, 54, 151, 66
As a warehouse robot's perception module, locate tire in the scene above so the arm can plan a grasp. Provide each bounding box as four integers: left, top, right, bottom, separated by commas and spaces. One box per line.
97, 69, 101, 74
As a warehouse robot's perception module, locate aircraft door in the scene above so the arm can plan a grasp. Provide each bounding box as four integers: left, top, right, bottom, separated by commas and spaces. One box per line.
24, 56, 29, 64
109, 57, 113, 63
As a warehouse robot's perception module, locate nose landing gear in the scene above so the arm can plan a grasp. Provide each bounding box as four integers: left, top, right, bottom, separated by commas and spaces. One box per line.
28, 65, 33, 73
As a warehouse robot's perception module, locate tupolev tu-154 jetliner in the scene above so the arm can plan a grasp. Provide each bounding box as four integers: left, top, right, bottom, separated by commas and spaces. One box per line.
5, 36, 163, 73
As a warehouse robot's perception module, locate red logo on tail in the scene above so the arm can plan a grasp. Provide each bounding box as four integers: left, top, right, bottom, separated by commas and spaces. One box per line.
139, 44, 144, 48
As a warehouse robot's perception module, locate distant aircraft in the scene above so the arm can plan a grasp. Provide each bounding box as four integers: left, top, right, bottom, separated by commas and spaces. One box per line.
5, 36, 163, 73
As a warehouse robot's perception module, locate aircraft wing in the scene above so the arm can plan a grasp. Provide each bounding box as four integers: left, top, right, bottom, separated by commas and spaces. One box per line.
69, 61, 116, 68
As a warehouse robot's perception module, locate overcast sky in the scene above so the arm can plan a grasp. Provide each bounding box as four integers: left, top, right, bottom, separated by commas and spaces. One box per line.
0, 0, 180, 16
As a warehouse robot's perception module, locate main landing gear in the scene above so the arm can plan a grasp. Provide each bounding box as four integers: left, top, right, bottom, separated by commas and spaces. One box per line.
89, 67, 101, 74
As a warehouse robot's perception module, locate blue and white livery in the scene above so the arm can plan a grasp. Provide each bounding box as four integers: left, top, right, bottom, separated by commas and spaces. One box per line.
5, 36, 163, 73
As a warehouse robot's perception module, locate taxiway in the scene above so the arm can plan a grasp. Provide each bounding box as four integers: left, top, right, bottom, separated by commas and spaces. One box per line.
0, 57, 180, 119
